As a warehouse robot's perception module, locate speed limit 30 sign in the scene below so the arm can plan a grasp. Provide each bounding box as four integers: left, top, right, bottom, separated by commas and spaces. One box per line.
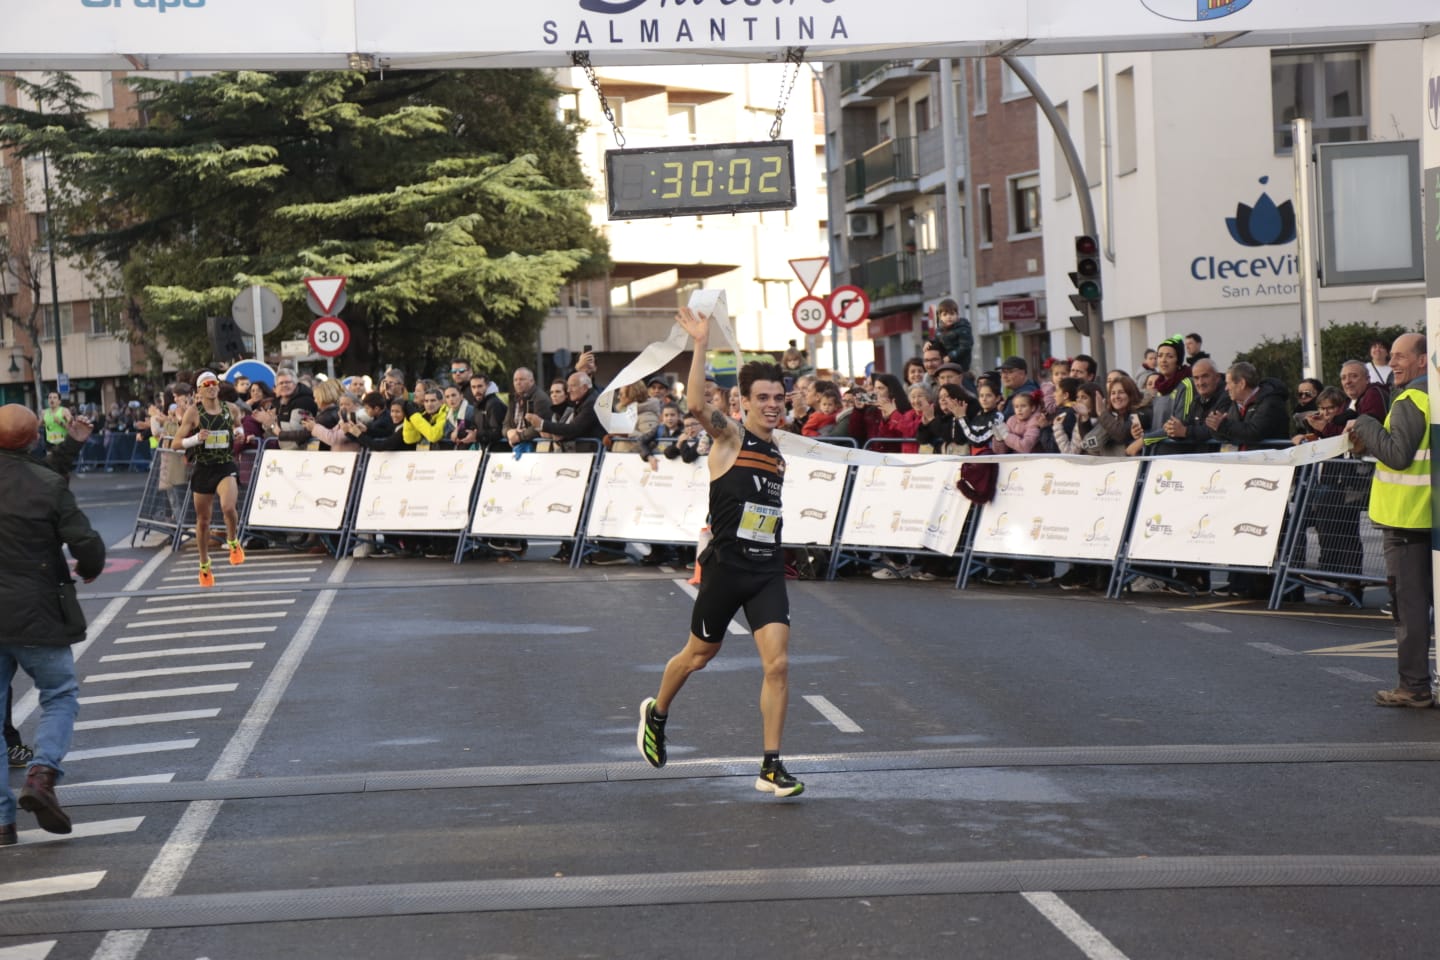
308, 316, 350, 358
792, 295, 828, 335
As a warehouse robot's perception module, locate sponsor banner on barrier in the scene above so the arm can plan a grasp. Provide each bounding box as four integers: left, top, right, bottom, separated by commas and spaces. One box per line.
354, 451, 483, 532
839, 455, 972, 552
586, 452, 711, 543
1126, 460, 1294, 567
471, 452, 596, 538
972, 458, 1141, 561
781, 453, 848, 547
247, 450, 357, 530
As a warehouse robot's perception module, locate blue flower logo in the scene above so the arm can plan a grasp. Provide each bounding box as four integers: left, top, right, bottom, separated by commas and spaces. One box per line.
1226, 177, 1296, 247
1142, 0, 1252, 21
579, 0, 647, 11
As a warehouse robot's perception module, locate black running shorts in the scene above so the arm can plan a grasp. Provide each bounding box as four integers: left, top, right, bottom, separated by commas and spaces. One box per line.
689, 561, 789, 642
190, 461, 239, 496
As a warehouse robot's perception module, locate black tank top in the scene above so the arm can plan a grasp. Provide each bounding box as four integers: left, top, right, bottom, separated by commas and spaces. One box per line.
708, 427, 785, 570
194, 403, 234, 465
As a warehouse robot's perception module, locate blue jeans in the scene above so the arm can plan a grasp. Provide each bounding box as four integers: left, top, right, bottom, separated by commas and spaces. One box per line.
0, 645, 78, 826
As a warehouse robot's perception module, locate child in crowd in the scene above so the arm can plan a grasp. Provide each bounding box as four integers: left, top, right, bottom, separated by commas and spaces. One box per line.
801, 391, 843, 438
1041, 357, 1070, 415
1002, 390, 1044, 454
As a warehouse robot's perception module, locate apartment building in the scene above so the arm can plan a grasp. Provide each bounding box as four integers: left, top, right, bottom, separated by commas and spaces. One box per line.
546, 63, 831, 381
0, 71, 167, 410
1036, 42, 1425, 373
821, 57, 1047, 376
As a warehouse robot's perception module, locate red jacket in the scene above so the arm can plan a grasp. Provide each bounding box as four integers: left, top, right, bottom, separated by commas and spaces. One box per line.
849, 405, 920, 453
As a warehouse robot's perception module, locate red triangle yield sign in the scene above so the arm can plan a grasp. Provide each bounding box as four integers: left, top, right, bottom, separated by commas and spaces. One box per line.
304, 276, 347, 315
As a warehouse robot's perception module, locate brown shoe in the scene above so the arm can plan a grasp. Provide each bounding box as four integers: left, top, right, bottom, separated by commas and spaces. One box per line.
18, 765, 72, 834
0, 822, 16, 846
1374, 687, 1435, 709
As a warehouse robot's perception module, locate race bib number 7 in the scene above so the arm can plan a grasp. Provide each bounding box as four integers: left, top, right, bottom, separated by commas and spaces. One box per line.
737, 502, 781, 543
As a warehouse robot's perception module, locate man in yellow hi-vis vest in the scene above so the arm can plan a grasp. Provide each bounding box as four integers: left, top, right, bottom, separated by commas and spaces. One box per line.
1347, 333, 1432, 708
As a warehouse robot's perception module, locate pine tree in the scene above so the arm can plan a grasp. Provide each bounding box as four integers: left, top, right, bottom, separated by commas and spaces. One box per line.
0, 69, 608, 377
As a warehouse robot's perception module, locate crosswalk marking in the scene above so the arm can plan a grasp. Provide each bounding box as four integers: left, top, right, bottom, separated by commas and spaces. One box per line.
126, 612, 287, 628
117, 627, 277, 644
136, 598, 296, 615
80, 684, 238, 705
159, 564, 321, 581
75, 709, 219, 730
156, 576, 314, 589
76, 773, 176, 786
0, 871, 106, 904
0, 940, 58, 959
66, 739, 199, 761
85, 663, 253, 683
145, 589, 302, 602
804, 694, 864, 732
17, 817, 144, 845
101, 644, 266, 662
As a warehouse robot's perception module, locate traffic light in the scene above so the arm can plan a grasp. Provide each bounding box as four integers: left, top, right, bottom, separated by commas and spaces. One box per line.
1068, 234, 1102, 336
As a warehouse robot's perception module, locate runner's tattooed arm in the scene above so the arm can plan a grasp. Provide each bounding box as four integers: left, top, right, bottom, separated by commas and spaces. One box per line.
677, 306, 739, 448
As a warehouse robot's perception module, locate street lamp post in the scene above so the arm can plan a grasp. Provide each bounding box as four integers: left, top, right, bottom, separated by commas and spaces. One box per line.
38, 107, 65, 387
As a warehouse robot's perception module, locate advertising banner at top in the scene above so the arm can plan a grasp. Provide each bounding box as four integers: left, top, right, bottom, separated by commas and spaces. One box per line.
6, 1, 1438, 70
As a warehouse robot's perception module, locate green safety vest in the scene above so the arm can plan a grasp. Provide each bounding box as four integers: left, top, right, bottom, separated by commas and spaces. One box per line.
42, 407, 67, 444
1368, 384, 1430, 529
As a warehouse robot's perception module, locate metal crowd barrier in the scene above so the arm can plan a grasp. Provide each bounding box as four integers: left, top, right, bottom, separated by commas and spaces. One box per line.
128, 448, 190, 548
1273, 457, 1384, 607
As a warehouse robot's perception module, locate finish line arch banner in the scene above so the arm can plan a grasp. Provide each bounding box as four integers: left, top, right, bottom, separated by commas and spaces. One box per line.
970, 458, 1142, 562
6, 2, 1436, 70
353, 450, 483, 532
838, 455, 972, 553
246, 450, 357, 530
470, 452, 596, 539
1124, 460, 1295, 568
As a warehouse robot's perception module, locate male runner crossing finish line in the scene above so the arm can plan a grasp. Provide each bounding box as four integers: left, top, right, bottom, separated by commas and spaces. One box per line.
638, 306, 803, 798
171, 371, 245, 587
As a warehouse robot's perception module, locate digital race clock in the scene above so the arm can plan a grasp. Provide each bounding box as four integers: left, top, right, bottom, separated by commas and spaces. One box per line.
605, 140, 796, 220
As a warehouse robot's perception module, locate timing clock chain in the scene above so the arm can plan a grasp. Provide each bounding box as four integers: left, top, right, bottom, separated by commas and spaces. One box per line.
572, 51, 627, 148
769, 46, 807, 141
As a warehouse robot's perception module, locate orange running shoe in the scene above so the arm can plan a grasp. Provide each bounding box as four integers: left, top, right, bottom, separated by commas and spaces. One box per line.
228, 539, 245, 566
198, 561, 215, 588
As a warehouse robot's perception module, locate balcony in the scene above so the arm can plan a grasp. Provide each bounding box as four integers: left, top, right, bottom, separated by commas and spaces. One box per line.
840, 60, 927, 104
843, 136, 920, 208
849, 252, 924, 315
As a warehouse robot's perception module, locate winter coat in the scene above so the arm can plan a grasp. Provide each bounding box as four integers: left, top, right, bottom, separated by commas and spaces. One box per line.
1214, 378, 1291, 449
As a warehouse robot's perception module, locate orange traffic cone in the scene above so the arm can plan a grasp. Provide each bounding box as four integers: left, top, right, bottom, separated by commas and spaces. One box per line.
688, 525, 711, 585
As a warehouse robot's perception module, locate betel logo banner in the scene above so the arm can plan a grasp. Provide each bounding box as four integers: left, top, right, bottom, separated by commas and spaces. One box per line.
1142, 0, 1251, 20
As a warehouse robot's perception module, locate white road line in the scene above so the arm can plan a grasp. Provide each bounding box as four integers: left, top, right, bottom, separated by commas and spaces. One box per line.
671, 579, 748, 635
1324, 666, 1384, 683
12, 549, 169, 728
66, 740, 199, 761
80, 684, 238, 705
135, 598, 296, 615
126, 612, 287, 629
0, 872, 106, 904
1246, 641, 1297, 656
144, 589, 300, 602
803, 695, 864, 732
19, 818, 144, 846
156, 576, 314, 589
1021, 891, 1131, 960
159, 567, 318, 582
0, 941, 58, 960
1183, 621, 1231, 634
117, 627, 277, 644
75, 709, 219, 730
93, 559, 353, 960
101, 644, 266, 662
84, 662, 253, 683
75, 773, 176, 787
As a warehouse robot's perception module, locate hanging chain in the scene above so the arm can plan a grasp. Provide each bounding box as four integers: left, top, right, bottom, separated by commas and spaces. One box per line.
572, 51, 626, 148
769, 46, 807, 140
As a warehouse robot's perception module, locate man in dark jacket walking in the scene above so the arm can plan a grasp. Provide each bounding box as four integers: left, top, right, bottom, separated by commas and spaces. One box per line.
0, 404, 105, 844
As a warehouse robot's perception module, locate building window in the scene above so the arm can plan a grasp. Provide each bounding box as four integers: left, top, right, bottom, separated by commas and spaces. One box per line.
556, 90, 581, 125
1115, 68, 1138, 176
33, 213, 50, 251
667, 103, 697, 141
1001, 57, 1035, 100
1271, 48, 1368, 154
89, 297, 123, 335
972, 59, 987, 115
915, 96, 931, 133
42, 303, 75, 341
977, 184, 993, 246
1009, 173, 1041, 237
1082, 86, 1100, 188
1053, 102, 1072, 199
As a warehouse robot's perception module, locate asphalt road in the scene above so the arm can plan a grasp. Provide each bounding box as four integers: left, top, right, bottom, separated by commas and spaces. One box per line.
1, 468, 1437, 960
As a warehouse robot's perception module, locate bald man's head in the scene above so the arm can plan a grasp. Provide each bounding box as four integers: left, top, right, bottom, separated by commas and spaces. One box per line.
0, 404, 40, 451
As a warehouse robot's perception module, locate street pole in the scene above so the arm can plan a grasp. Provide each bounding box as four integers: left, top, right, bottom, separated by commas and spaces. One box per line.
37, 110, 64, 388
1001, 56, 1108, 377
1291, 119, 1323, 381
939, 59, 969, 347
